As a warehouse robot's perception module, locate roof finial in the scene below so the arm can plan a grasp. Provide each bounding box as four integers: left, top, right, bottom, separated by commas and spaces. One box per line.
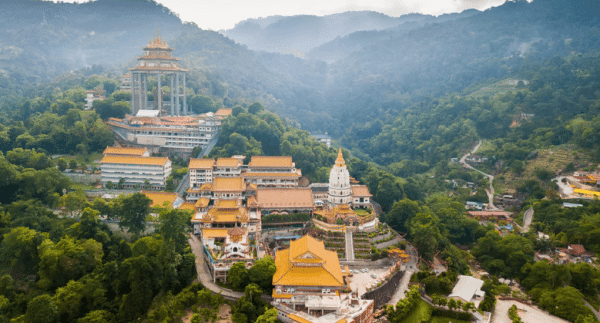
335, 148, 345, 167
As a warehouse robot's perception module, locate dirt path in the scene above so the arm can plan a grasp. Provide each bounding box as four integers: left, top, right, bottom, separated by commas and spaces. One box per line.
460, 139, 498, 210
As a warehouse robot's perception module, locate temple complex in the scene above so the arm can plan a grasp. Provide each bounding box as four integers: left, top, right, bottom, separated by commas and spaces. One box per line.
272, 235, 374, 323
129, 29, 188, 117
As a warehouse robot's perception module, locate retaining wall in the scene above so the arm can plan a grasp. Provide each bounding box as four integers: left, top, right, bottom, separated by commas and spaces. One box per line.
363, 270, 405, 308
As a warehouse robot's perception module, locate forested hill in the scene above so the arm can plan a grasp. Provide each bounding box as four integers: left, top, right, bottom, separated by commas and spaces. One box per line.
223, 11, 432, 57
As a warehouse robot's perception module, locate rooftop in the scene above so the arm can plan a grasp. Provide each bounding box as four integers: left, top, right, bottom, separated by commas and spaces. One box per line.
449, 275, 484, 303
189, 158, 215, 169
255, 188, 314, 209
100, 155, 169, 166
103, 146, 148, 156
351, 185, 372, 197
215, 157, 242, 167
202, 228, 229, 239
273, 235, 344, 287
141, 191, 180, 208
215, 108, 233, 116
248, 156, 294, 168
212, 177, 246, 191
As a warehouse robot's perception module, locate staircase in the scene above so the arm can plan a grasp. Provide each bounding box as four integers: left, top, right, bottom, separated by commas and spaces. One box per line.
345, 230, 355, 261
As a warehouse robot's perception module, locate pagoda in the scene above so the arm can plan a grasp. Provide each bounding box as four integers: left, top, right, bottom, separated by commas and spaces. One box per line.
328, 149, 352, 205
129, 29, 188, 116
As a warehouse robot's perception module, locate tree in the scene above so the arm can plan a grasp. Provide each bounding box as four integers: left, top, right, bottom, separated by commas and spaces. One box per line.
77, 310, 114, 323
1, 227, 48, 269
116, 192, 152, 237
24, 294, 59, 323
248, 102, 264, 114
56, 158, 67, 171
189, 94, 215, 114
248, 256, 276, 293
69, 159, 78, 170
117, 177, 125, 189
105, 181, 114, 189
158, 208, 191, 252
255, 308, 278, 323
448, 298, 457, 311
438, 297, 448, 307
62, 189, 88, 217
228, 262, 249, 290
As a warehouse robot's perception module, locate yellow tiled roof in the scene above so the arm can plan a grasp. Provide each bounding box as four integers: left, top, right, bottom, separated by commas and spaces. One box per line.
202, 228, 229, 239
103, 146, 148, 156
215, 158, 241, 167
215, 199, 241, 209
273, 235, 344, 287
199, 183, 213, 191
188, 158, 215, 169
272, 291, 293, 299
204, 208, 249, 223
179, 202, 196, 210
100, 155, 169, 166
243, 172, 300, 178
195, 198, 210, 208
287, 314, 313, 323
336, 319, 348, 323
212, 177, 246, 191
351, 185, 372, 197
248, 156, 293, 168
141, 191, 179, 207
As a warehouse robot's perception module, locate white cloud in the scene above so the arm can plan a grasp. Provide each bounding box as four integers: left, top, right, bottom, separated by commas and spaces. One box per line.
52, 0, 508, 31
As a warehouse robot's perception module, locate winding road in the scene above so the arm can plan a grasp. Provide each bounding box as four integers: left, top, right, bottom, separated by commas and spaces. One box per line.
459, 140, 498, 210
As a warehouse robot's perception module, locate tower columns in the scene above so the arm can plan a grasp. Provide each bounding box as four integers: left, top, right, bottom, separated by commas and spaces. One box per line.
183, 73, 187, 115
170, 74, 174, 116
175, 73, 180, 116
157, 73, 162, 113
131, 72, 136, 115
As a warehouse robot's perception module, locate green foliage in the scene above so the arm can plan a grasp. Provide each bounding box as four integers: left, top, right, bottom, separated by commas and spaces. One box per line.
92, 98, 131, 120
386, 285, 423, 322
248, 256, 276, 293
509, 305, 522, 323
158, 207, 191, 252
471, 231, 535, 278
231, 284, 268, 323
227, 262, 249, 291
1, 227, 48, 270
255, 307, 278, 323
115, 192, 152, 237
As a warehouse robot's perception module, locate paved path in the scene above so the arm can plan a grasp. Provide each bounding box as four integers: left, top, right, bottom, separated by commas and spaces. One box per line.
345, 230, 355, 261
460, 139, 498, 210
492, 300, 568, 323
387, 270, 413, 305
583, 299, 600, 321
522, 207, 534, 232
188, 235, 244, 300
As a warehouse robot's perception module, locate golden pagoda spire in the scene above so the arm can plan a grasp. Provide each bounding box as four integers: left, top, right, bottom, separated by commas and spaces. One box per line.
335, 148, 345, 167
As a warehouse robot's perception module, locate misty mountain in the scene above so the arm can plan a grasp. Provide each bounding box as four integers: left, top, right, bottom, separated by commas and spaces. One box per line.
224, 11, 426, 57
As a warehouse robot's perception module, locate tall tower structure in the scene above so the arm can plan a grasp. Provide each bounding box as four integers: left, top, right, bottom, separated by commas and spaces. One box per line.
129, 29, 188, 116
328, 148, 352, 205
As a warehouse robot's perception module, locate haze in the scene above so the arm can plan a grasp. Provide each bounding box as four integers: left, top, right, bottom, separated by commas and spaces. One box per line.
54, 0, 509, 30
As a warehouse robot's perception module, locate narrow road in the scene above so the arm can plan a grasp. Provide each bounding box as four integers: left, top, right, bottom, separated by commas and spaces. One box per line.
345, 230, 355, 261
583, 299, 600, 321
188, 235, 244, 299
522, 207, 534, 233
459, 139, 498, 210
387, 244, 418, 305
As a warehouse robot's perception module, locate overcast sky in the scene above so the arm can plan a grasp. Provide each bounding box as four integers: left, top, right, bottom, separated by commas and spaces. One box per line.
58, 0, 510, 31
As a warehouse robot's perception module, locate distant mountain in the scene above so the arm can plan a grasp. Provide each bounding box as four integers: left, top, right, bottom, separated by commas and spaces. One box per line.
224, 11, 425, 57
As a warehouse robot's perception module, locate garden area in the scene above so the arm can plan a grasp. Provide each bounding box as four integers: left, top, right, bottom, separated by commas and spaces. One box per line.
308, 226, 346, 258
387, 285, 474, 323
353, 232, 372, 260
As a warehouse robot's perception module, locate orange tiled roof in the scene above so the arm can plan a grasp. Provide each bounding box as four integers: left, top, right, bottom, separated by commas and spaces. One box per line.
215, 108, 232, 116
351, 185, 372, 197
588, 174, 600, 181
204, 208, 248, 223
248, 156, 293, 168
273, 235, 344, 287
189, 158, 215, 169
202, 228, 229, 239
569, 244, 586, 256
100, 155, 169, 166
103, 146, 148, 156
195, 198, 211, 208
142, 191, 179, 207
215, 158, 242, 167
255, 188, 314, 209
199, 183, 213, 191
287, 314, 312, 323
212, 177, 246, 191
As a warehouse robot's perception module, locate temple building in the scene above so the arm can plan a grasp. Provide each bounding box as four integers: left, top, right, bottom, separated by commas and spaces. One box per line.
272, 235, 374, 323
328, 149, 353, 205
129, 29, 188, 117
105, 109, 230, 157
